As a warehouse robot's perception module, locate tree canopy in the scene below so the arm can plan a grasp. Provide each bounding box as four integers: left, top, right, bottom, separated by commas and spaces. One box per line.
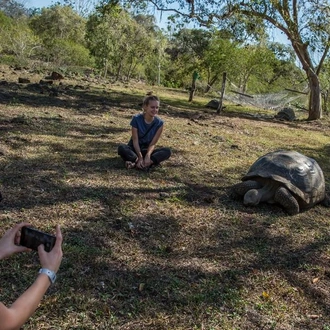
118, 0, 330, 119
1, 0, 330, 118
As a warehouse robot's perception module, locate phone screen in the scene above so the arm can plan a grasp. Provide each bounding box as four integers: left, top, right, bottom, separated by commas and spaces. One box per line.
20, 226, 56, 252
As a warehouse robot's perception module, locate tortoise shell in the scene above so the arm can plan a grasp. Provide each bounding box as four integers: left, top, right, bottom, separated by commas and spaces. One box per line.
242, 150, 325, 208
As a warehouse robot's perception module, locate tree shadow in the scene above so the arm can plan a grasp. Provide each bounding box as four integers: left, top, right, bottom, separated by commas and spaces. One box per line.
0, 80, 143, 114
5, 200, 328, 329
1, 81, 330, 328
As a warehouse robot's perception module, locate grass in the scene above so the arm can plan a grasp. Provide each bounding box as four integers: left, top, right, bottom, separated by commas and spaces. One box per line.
1, 65, 330, 329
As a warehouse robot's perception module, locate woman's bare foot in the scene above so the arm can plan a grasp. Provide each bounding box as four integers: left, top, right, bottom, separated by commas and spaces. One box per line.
125, 161, 136, 169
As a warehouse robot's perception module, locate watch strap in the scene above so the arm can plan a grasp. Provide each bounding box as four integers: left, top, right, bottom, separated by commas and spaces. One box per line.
39, 268, 56, 284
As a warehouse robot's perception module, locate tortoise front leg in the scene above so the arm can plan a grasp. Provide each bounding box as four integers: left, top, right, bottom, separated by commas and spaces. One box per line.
231, 180, 262, 198
274, 187, 300, 215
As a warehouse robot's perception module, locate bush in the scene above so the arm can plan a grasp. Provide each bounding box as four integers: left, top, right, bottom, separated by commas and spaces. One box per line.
36, 39, 95, 67
0, 54, 22, 66
58, 41, 95, 67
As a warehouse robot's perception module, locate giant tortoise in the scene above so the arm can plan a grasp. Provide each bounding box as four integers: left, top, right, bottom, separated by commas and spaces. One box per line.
232, 150, 329, 215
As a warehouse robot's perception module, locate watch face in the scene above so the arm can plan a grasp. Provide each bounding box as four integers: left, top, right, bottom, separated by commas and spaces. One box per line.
40, 269, 56, 283
49, 273, 56, 283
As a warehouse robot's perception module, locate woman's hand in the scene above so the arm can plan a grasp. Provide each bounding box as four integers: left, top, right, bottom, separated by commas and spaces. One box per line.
136, 158, 145, 169
38, 225, 63, 273
0, 223, 31, 260
144, 155, 152, 167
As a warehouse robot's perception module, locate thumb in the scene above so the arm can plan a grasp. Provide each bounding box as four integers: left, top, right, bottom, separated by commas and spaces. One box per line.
38, 244, 46, 255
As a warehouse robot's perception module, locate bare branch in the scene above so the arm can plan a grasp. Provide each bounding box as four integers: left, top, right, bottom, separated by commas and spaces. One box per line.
148, 0, 235, 26
316, 38, 330, 76
292, 0, 298, 25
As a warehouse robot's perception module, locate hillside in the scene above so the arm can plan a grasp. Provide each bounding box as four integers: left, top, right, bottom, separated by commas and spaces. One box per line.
1, 65, 330, 329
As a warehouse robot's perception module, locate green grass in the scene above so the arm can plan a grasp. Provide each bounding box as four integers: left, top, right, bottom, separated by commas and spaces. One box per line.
1, 65, 330, 329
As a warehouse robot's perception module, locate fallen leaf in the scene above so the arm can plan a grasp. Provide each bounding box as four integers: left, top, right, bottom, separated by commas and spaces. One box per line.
262, 291, 270, 299
307, 314, 321, 319
312, 277, 319, 284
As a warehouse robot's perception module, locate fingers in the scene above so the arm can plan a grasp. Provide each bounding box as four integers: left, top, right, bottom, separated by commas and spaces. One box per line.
13, 222, 31, 246
15, 222, 31, 231
15, 245, 31, 254
136, 159, 145, 169
11, 222, 30, 236
0, 222, 31, 259
54, 225, 63, 249
144, 158, 152, 167
4, 222, 30, 243
37, 244, 46, 255
38, 225, 63, 273
39, 225, 63, 252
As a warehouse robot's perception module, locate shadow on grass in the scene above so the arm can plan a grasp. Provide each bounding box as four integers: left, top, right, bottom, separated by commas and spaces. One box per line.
3, 206, 329, 329
0, 80, 142, 113
1, 85, 330, 328
2, 78, 328, 129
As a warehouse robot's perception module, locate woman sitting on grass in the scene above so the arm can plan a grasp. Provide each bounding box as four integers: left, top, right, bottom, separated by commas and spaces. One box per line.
118, 95, 171, 171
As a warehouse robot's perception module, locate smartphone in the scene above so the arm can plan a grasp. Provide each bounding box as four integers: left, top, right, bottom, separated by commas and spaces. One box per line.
20, 226, 56, 252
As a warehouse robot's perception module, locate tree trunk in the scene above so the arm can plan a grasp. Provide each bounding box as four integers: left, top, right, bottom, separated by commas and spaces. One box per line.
290, 39, 323, 120
189, 70, 199, 102
321, 90, 329, 114
205, 75, 218, 93
217, 72, 227, 114
307, 71, 322, 120
115, 61, 123, 82
103, 58, 108, 79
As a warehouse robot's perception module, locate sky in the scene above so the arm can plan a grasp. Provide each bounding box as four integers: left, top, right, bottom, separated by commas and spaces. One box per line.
25, 0, 290, 45
26, 0, 50, 8
25, 0, 170, 28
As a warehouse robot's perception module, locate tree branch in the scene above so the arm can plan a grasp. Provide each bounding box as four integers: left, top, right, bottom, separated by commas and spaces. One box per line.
147, 0, 235, 26
292, 0, 298, 25
316, 37, 330, 76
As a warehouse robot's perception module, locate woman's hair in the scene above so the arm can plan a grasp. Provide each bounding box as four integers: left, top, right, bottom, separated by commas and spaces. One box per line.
143, 95, 160, 107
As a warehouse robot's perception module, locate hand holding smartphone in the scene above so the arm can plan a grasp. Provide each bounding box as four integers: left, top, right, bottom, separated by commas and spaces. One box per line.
20, 226, 56, 252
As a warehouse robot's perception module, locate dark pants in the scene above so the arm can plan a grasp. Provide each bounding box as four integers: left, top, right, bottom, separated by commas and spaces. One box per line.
117, 144, 171, 166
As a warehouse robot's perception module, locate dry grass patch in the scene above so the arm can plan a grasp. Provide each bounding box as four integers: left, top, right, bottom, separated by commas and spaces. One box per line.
1, 67, 330, 329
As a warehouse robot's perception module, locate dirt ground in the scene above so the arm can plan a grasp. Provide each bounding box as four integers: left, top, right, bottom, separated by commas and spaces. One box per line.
1, 64, 330, 329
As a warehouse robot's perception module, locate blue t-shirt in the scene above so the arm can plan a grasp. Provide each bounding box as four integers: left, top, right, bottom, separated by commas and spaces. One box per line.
130, 113, 164, 147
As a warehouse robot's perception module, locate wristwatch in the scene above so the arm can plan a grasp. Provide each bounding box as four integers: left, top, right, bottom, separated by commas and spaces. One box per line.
39, 268, 57, 284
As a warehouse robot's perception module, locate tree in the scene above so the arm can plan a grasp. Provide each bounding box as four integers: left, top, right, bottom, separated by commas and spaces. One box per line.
319, 59, 330, 114
163, 28, 211, 89
29, 5, 89, 65
118, 0, 330, 120
44, 0, 100, 17
0, 0, 27, 17
86, 3, 157, 81
5, 17, 40, 64
0, 13, 40, 65
142, 28, 168, 85
201, 30, 237, 93
233, 45, 280, 94
230, 1, 330, 120
29, 5, 86, 44
265, 42, 304, 92
0, 11, 13, 53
